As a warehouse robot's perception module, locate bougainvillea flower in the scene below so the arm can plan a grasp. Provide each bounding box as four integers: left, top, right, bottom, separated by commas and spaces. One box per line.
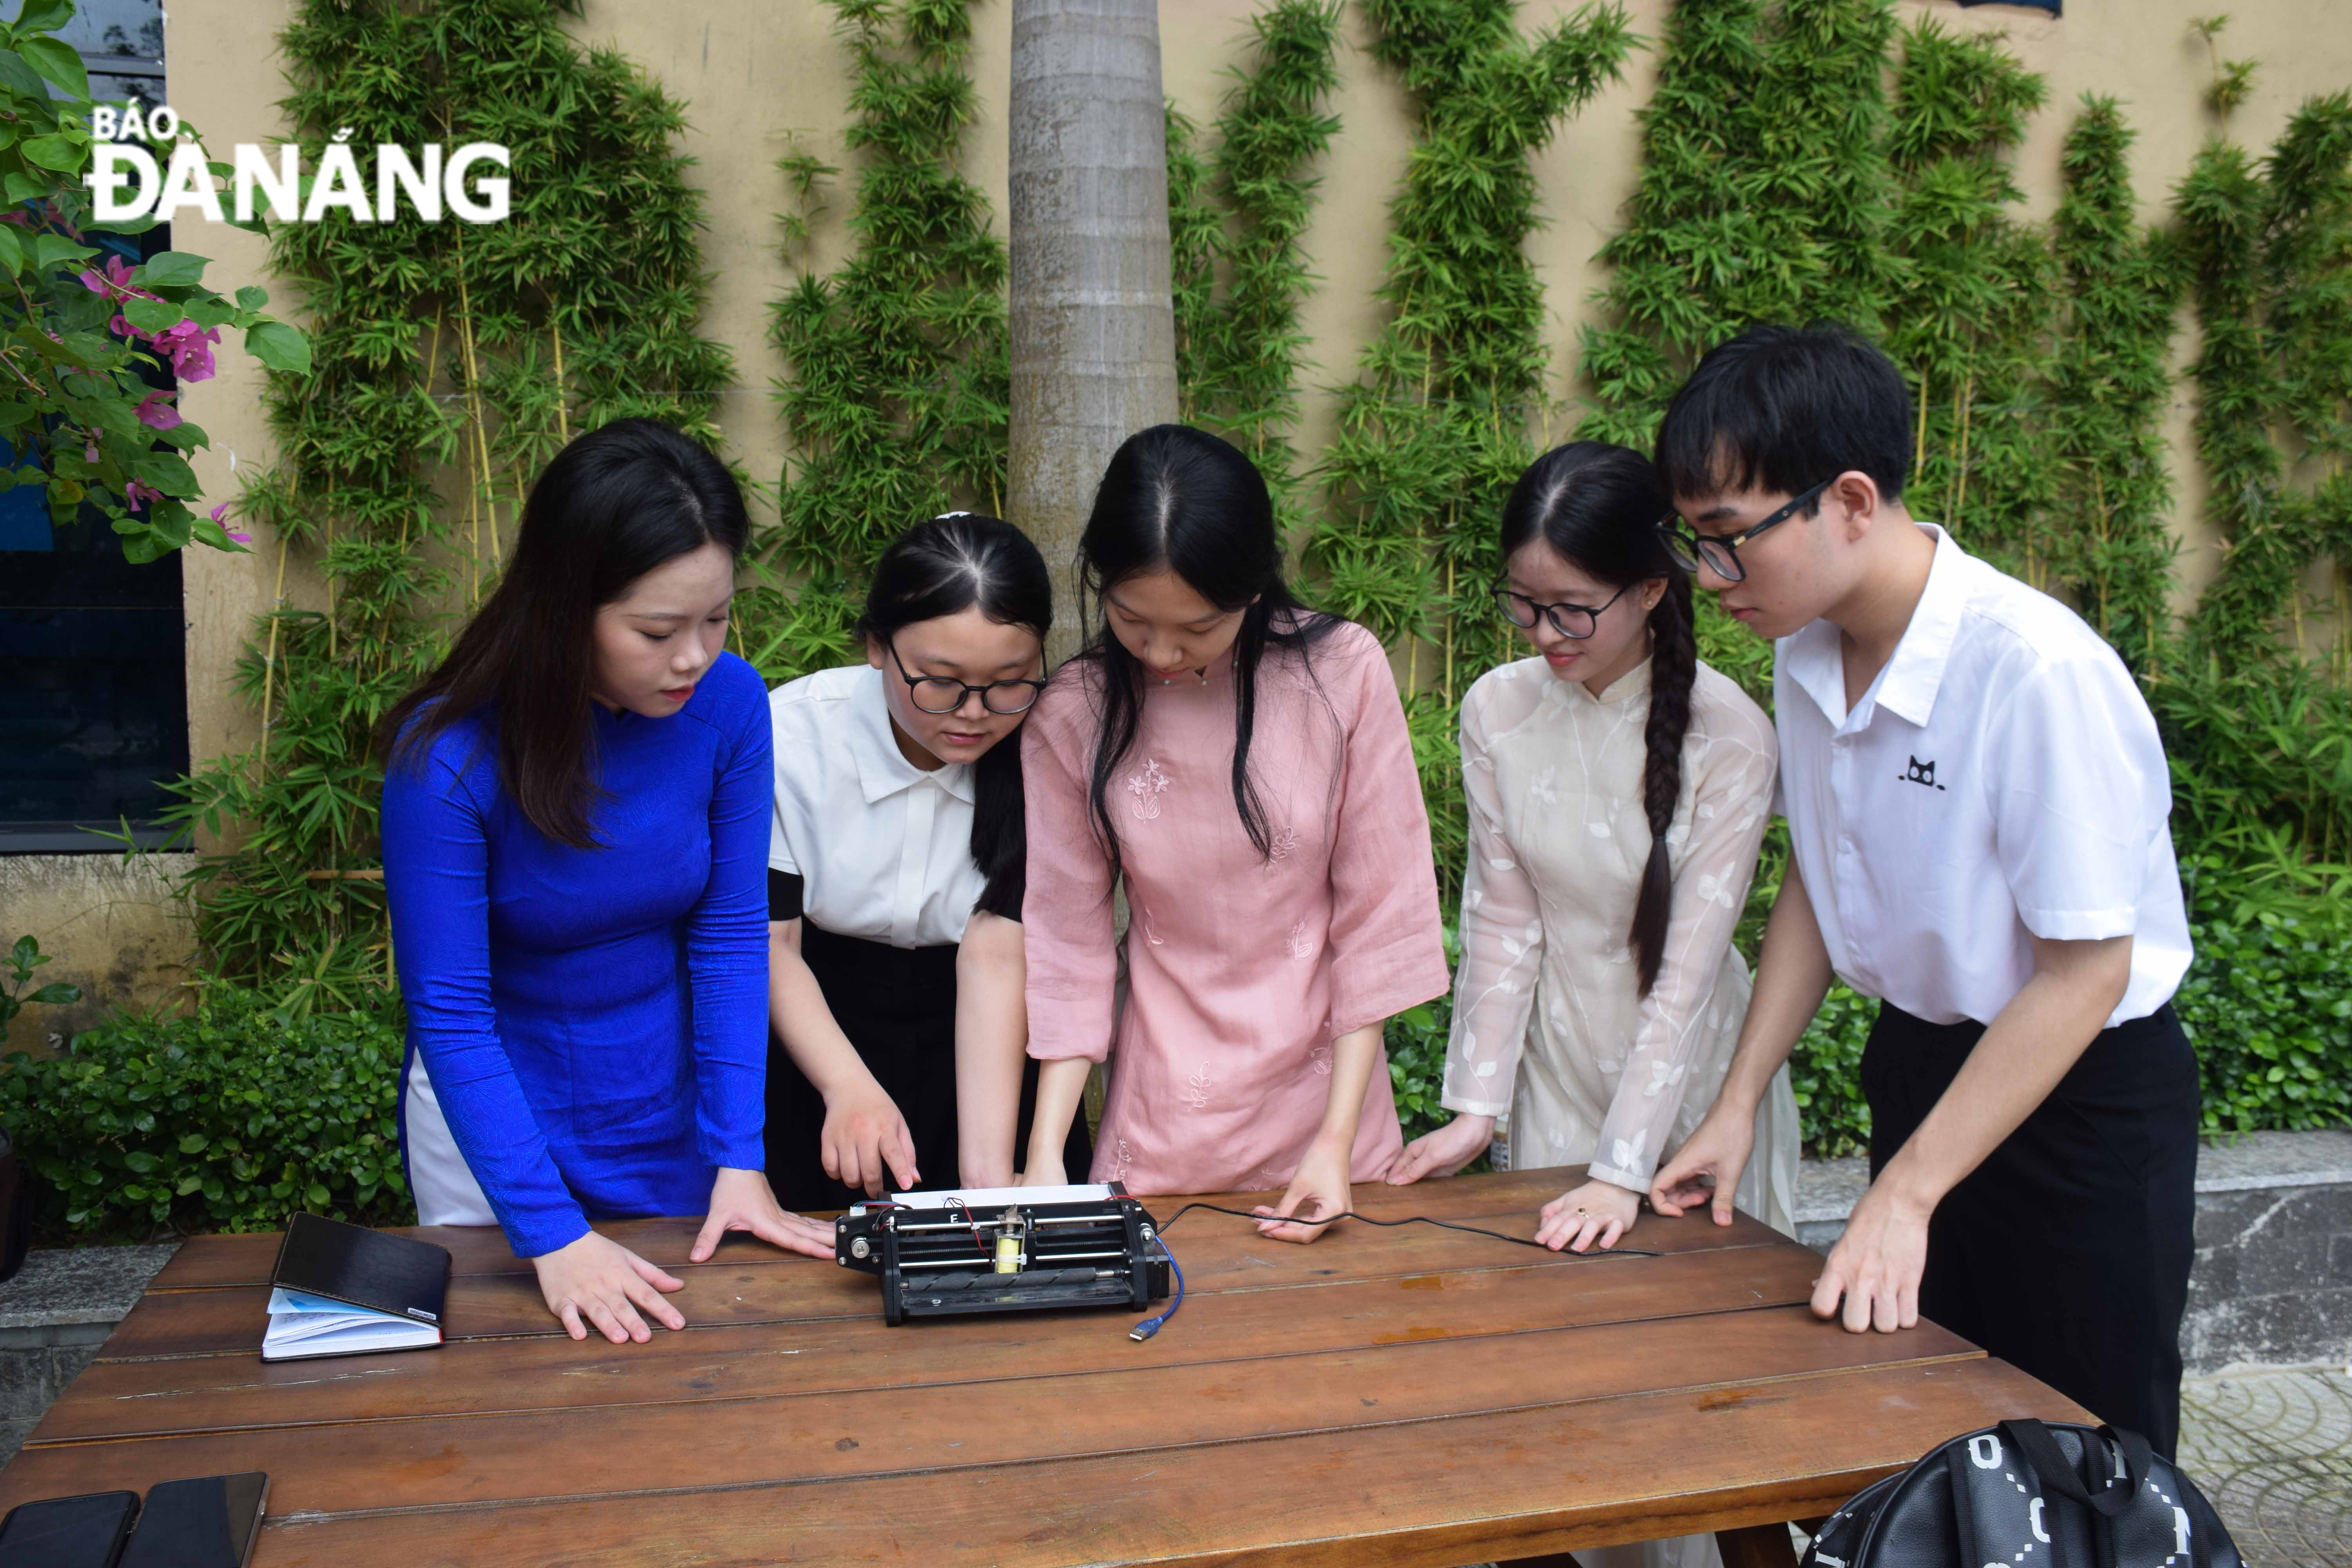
77, 255, 154, 303
123, 479, 164, 512
151, 320, 221, 383
134, 390, 181, 430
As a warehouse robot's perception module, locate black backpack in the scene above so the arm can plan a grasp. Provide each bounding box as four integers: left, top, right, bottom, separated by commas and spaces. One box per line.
1800, 1420, 2240, 1568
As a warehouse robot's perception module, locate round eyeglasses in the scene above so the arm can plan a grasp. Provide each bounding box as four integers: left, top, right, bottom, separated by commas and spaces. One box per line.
886, 639, 1045, 715
1493, 581, 1632, 640
1655, 478, 1832, 584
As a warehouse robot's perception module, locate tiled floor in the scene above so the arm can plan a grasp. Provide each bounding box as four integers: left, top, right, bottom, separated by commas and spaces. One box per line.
2178, 1366, 2352, 1568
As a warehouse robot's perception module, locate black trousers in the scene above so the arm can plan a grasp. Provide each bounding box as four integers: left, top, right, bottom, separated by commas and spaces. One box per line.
763, 922, 1091, 1212
1862, 1000, 2199, 1458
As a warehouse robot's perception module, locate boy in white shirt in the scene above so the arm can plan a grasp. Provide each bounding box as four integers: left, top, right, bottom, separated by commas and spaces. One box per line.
1646, 323, 2199, 1456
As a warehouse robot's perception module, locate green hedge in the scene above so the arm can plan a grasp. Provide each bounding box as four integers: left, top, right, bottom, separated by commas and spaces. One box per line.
1387, 885, 2352, 1160
0, 982, 410, 1240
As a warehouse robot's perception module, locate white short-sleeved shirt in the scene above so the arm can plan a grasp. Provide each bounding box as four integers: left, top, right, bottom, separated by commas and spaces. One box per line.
769, 664, 985, 949
1773, 524, 2191, 1028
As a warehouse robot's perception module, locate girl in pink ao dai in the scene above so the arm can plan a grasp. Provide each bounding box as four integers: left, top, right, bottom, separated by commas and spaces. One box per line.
1018, 425, 1450, 1240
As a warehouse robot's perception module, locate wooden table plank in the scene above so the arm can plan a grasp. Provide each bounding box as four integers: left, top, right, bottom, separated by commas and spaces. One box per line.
0, 1307, 1976, 1518
100, 1198, 1787, 1363
221, 1357, 2082, 1568
38, 1245, 1834, 1442
13, 1171, 2082, 1568
141, 1167, 1773, 1287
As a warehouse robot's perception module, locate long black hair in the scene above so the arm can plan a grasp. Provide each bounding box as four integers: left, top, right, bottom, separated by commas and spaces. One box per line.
1499, 441, 1694, 997
1074, 423, 1340, 892
856, 513, 1052, 901
379, 417, 750, 849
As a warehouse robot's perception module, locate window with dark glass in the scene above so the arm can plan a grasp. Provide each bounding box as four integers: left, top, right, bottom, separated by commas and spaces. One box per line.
0, 0, 183, 854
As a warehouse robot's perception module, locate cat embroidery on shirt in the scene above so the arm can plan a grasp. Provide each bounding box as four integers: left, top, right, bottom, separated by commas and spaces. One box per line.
1900, 755, 1947, 791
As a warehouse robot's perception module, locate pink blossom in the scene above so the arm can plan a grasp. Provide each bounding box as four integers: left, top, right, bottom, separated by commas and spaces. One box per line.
133, 390, 180, 430
123, 479, 163, 512
151, 320, 220, 383
227, 531, 251, 543
77, 255, 154, 305
208, 503, 227, 521
83, 439, 98, 464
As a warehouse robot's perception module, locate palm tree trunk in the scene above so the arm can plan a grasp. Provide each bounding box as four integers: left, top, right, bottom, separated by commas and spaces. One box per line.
1008, 0, 1180, 659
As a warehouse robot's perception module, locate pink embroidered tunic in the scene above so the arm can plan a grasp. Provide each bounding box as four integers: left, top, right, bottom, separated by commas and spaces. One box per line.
1022, 620, 1451, 1196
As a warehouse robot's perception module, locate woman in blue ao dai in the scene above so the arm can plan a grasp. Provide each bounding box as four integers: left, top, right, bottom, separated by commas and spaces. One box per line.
383, 420, 832, 1345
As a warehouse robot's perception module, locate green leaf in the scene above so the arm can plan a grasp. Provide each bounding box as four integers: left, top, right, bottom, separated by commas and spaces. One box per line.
122, 1150, 157, 1174
0, 171, 42, 204
18, 130, 81, 172
129, 449, 197, 493
244, 319, 310, 375
114, 512, 183, 560
53, 329, 117, 368
17, 36, 87, 101
134, 251, 209, 289
27, 982, 78, 1005
13, 1, 77, 36
235, 285, 269, 310
0, 223, 23, 276
0, 50, 50, 105
122, 295, 181, 335
30, 230, 94, 272
305, 1182, 331, 1207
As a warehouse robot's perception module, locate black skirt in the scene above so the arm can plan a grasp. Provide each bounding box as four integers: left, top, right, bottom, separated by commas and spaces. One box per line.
763, 920, 1093, 1212
1863, 1000, 2200, 1457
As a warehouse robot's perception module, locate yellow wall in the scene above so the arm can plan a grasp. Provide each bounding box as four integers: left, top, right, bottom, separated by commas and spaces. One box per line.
15, 0, 2348, 1014
0, 854, 191, 1054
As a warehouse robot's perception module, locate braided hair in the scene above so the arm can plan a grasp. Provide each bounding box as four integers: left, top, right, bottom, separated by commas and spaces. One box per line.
1497, 442, 1695, 996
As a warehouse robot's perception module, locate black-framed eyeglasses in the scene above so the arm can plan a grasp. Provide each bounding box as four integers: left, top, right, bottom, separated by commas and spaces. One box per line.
1655, 477, 1833, 584
1493, 580, 1632, 641
886, 639, 1045, 715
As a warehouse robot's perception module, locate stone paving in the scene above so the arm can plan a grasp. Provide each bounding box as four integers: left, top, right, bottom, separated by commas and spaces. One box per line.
2178, 1366, 2352, 1568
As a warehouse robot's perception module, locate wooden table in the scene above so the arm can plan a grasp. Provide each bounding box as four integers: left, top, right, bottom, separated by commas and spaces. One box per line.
0, 1167, 2082, 1565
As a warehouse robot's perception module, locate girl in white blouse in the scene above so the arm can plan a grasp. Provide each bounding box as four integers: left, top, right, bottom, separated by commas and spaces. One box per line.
764, 514, 1090, 1206
1391, 443, 1799, 1259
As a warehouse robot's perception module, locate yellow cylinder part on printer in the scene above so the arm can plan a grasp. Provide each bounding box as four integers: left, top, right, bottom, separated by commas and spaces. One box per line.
993, 1233, 1021, 1274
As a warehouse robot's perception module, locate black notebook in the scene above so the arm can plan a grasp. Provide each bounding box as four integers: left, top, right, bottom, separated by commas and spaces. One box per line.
263, 1213, 450, 1361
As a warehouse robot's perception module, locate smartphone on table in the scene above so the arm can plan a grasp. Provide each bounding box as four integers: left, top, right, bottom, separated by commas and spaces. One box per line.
0, 1490, 139, 1568
119, 1474, 270, 1568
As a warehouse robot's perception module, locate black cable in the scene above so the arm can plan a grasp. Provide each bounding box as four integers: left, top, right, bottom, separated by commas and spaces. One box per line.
1152, 1201, 1661, 1258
